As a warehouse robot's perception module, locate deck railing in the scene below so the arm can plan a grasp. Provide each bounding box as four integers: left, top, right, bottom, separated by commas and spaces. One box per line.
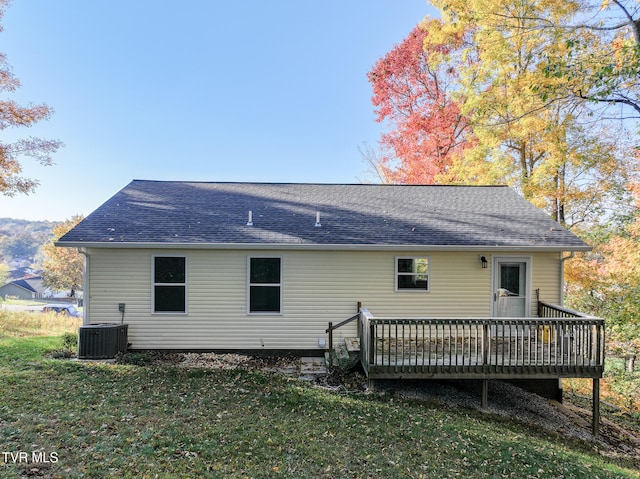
360, 308, 605, 380
538, 300, 592, 319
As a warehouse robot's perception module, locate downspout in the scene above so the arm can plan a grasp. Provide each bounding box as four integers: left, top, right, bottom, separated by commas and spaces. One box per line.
560, 251, 575, 307
78, 248, 90, 326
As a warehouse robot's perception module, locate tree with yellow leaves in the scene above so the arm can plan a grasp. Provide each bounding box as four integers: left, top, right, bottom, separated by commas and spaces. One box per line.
41, 216, 83, 297
421, 0, 635, 226
540, 0, 640, 119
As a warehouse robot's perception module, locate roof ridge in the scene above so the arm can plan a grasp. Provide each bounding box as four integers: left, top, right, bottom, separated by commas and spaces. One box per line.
130, 179, 509, 188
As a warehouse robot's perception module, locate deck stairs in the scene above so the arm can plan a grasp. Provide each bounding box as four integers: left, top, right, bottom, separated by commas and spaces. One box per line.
326, 337, 361, 369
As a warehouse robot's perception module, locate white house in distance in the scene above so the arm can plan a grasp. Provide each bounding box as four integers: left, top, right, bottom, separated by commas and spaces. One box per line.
56, 180, 591, 353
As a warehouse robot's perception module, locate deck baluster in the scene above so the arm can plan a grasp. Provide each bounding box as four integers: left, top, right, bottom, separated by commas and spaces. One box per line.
361, 305, 603, 406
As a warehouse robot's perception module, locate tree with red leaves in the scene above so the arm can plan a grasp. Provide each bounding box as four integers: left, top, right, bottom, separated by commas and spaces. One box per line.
367, 22, 474, 184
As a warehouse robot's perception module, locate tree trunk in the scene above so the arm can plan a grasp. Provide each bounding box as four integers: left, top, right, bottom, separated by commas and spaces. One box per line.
558, 162, 566, 225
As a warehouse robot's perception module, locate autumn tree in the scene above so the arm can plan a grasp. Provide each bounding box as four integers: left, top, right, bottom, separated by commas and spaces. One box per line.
565, 182, 640, 370
0, 0, 61, 196
367, 23, 475, 184
418, 0, 634, 227
539, 0, 640, 120
42, 216, 83, 297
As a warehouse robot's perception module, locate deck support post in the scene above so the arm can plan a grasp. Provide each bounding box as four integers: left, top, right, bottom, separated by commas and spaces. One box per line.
327, 322, 333, 368
481, 379, 489, 409
592, 378, 600, 437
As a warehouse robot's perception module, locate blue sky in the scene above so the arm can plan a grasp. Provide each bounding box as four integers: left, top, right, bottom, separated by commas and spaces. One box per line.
0, 1, 434, 221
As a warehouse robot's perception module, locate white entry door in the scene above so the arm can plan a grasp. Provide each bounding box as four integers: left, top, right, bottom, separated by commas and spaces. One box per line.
493, 257, 531, 317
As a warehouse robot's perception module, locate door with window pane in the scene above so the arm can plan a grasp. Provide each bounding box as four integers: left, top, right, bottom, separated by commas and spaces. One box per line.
493, 259, 528, 317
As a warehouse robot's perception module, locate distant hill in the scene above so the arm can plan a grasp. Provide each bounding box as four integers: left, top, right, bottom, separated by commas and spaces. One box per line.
0, 218, 58, 235
0, 218, 61, 267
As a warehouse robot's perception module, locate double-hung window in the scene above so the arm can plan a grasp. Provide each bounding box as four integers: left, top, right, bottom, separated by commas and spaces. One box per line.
153, 256, 187, 313
396, 257, 429, 291
248, 257, 281, 313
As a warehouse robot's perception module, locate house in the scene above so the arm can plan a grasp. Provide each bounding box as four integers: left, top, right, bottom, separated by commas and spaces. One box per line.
56, 180, 591, 351
0, 276, 46, 300
56, 180, 593, 351
57, 180, 606, 434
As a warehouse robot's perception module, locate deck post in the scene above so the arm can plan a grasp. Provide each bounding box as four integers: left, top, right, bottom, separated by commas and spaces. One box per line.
481, 379, 489, 409
482, 324, 489, 365
592, 378, 600, 437
369, 322, 376, 368
328, 322, 333, 368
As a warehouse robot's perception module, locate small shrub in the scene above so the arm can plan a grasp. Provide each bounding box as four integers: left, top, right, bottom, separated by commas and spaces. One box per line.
327, 352, 360, 372
43, 332, 79, 359
61, 332, 78, 351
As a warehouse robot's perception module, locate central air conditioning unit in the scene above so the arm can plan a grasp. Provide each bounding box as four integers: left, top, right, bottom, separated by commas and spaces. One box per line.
78, 323, 129, 359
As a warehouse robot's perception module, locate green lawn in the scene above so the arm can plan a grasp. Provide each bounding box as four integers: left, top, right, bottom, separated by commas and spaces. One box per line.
0, 336, 638, 479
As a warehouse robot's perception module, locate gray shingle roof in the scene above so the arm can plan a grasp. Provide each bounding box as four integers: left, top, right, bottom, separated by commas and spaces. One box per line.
7, 279, 38, 293
57, 180, 590, 250
6, 277, 44, 294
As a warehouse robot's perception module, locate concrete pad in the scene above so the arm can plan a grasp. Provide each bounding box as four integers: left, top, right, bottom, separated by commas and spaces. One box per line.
300, 357, 328, 375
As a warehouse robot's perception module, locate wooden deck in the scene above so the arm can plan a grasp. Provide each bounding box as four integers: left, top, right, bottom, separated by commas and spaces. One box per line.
360, 310, 605, 380
328, 302, 605, 436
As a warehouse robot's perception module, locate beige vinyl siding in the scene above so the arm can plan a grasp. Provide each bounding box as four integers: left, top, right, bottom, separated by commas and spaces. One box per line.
85, 248, 562, 350
530, 252, 562, 312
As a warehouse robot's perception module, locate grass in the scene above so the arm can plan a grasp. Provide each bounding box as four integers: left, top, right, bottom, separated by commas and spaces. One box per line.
0, 309, 81, 338
1, 315, 639, 478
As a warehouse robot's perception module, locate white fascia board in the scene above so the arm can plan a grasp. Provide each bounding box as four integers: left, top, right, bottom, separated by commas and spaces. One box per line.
54, 241, 592, 252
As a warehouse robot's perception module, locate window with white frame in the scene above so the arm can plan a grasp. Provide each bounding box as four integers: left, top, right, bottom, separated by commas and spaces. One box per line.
396, 257, 429, 291
153, 256, 186, 313
248, 257, 281, 313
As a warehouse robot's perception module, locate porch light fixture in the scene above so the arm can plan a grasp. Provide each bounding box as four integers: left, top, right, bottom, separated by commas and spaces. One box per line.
480, 256, 488, 268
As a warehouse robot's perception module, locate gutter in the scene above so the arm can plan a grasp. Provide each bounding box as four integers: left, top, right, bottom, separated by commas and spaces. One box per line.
55, 241, 593, 253
78, 248, 90, 326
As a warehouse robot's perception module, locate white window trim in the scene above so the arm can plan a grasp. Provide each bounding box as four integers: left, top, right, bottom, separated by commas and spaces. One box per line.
247, 255, 283, 315
395, 256, 430, 292
152, 254, 188, 315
